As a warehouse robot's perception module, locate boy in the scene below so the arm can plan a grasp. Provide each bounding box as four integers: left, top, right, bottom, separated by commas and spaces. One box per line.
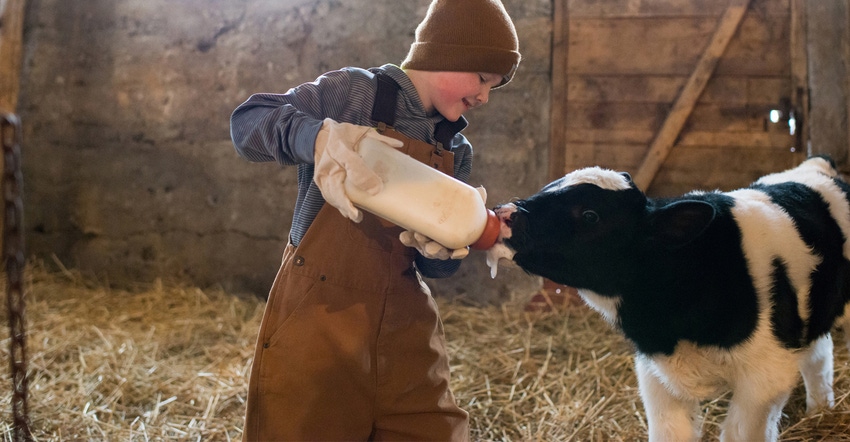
229, 0, 520, 439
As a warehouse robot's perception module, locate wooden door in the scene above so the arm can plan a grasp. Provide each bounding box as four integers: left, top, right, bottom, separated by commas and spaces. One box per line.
550, 0, 807, 197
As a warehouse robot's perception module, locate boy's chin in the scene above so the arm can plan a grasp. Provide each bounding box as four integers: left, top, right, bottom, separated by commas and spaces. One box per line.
434, 105, 466, 122
440, 110, 464, 122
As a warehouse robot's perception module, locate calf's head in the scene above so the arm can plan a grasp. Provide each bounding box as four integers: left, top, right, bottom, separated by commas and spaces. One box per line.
495, 167, 717, 293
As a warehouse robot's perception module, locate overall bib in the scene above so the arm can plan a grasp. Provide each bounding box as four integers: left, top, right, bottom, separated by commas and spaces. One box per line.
243, 74, 469, 441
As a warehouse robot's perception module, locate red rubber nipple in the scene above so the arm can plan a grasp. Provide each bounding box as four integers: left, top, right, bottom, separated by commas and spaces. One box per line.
470, 209, 500, 250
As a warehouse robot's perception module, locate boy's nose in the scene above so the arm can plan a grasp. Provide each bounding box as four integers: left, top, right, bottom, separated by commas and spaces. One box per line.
477, 88, 490, 105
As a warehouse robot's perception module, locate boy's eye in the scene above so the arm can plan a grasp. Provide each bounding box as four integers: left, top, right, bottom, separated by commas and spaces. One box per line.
478, 74, 486, 83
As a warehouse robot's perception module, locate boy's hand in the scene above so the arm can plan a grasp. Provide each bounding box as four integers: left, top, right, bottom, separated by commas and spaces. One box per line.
313, 118, 403, 222
399, 231, 470, 260
398, 186, 486, 260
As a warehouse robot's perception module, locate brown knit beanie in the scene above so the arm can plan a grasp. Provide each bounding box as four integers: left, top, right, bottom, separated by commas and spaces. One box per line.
400, 0, 521, 88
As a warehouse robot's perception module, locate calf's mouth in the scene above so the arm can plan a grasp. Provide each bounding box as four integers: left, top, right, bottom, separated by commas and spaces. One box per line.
485, 203, 521, 278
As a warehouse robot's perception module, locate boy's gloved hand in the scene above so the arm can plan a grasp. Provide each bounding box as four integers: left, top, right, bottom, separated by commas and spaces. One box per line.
313, 118, 404, 222
398, 186, 487, 260
399, 231, 470, 260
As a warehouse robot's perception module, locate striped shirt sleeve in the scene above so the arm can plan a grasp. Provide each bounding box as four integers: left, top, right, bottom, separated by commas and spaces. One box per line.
229, 65, 474, 279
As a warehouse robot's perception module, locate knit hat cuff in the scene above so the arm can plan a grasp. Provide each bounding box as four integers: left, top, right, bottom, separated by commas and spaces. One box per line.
401, 42, 521, 88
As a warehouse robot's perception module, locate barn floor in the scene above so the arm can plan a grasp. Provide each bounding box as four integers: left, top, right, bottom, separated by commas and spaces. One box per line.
2, 263, 850, 441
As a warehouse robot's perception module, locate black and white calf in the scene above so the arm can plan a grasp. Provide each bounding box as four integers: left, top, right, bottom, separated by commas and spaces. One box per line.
489, 156, 850, 441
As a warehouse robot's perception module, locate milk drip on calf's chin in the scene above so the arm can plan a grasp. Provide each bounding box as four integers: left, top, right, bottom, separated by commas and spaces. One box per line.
483, 243, 513, 278
344, 136, 501, 250
485, 205, 518, 278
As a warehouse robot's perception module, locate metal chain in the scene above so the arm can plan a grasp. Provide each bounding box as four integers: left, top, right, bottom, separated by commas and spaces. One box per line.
2, 113, 32, 441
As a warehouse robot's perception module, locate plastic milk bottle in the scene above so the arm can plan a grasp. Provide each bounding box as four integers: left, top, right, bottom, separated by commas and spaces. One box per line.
344, 136, 500, 250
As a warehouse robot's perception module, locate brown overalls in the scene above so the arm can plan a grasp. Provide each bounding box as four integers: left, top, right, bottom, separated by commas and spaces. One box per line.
243, 74, 469, 441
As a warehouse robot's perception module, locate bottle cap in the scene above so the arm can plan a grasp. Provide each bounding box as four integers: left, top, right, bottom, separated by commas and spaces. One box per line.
470, 209, 500, 250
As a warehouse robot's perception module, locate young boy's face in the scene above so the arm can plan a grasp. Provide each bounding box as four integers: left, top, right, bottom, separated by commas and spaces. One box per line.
424, 71, 504, 122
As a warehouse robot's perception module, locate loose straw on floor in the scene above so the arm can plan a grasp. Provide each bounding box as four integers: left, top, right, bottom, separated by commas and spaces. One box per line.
2, 264, 849, 441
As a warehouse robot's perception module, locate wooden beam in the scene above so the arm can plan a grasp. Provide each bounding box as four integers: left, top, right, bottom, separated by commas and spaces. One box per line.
806, 0, 850, 166
548, 0, 568, 181
633, 0, 752, 190
790, 0, 809, 155
0, 0, 26, 114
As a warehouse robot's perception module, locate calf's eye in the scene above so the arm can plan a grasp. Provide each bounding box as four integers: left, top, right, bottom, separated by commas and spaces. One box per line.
582, 210, 599, 224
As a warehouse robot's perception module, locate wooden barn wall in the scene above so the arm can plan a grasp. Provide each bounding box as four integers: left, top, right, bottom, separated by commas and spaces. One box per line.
12, 0, 550, 303
807, 0, 850, 169
5, 0, 848, 300
552, 0, 806, 197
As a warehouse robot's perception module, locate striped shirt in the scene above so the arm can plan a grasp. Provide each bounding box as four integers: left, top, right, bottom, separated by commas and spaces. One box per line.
230, 64, 473, 279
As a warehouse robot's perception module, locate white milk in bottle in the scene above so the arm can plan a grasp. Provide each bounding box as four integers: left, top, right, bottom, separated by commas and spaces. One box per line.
344, 136, 500, 250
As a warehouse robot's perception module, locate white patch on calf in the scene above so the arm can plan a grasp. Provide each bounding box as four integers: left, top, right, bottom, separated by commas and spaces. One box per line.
758, 156, 837, 181
549, 167, 632, 193
639, 321, 801, 442
635, 354, 701, 442
798, 334, 835, 412
728, 188, 820, 327
756, 157, 850, 259
577, 289, 621, 324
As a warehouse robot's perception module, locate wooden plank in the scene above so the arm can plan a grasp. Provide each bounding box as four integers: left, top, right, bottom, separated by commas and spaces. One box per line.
677, 131, 795, 148
651, 145, 804, 195
565, 142, 648, 172
549, 0, 569, 180
805, 0, 850, 165
716, 10, 791, 76
846, 0, 850, 170
565, 129, 656, 145
564, 101, 776, 133
565, 129, 795, 149
633, 0, 753, 189
568, 75, 789, 104
0, 0, 25, 113
565, 102, 668, 130
684, 103, 778, 132
565, 138, 801, 176
567, 0, 787, 18
568, 12, 787, 76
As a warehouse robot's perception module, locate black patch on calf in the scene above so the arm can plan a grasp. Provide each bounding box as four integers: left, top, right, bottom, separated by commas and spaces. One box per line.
769, 258, 805, 348
619, 193, 759, 355
754, 182, 849, 344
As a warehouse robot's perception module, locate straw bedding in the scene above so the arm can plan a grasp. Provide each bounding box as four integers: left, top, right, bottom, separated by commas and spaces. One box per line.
2, 263, 849, 441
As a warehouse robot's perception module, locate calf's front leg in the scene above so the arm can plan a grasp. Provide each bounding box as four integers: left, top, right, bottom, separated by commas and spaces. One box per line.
720, 353, 799, 442
719, 389, 790, 442
635, 354, 701, 442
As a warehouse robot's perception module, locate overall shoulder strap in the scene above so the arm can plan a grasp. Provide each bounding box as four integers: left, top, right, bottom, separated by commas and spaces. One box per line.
371, 73, 400, 129
372, 72, 466, 155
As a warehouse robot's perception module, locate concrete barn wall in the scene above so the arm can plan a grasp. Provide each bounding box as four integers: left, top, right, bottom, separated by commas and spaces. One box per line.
19, 0, 550, 303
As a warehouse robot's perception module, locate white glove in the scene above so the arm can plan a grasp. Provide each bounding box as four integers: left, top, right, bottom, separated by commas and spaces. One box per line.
313, 118, 404, 222
398, 186, 488, 260
399, 231, 470, 260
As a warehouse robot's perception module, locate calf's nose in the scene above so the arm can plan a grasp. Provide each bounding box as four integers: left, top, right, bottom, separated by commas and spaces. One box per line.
493, 203, 518, 240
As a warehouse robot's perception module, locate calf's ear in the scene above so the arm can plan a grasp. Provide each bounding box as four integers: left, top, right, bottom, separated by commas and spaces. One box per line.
647, 200, 716, 248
